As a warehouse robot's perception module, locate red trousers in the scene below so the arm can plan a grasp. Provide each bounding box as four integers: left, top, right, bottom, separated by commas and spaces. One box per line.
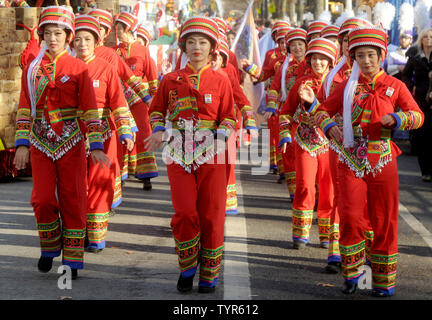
129, 101, 158, 179
337, 156, 398, 294
87, 131, 118, 249
327, 148, 341, 263
268, 116, 278, 171
226, 130, 238, 214
167, 161, 227, 288
282, 125, 297, 199
30, 141, 87, 269
327, 148, 374, 264
292, 143, 333, 244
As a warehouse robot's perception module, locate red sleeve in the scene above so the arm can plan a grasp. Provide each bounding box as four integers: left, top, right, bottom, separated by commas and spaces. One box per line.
316, 79, 347, 117
280, 77, 302, 117
216, 73, 236, 136
148, 73, 171, 132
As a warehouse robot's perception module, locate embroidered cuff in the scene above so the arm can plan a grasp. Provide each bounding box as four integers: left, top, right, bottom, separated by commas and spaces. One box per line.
307, 97, 319, 114
152, 126, 166, 133
119, 133, 133, 142
278, 136, 292, 148
244, 63, 260, 79
323, 122, 338, 135
89, 141, 104, 151
391, 111, 423, 131
15, 139, 30, 148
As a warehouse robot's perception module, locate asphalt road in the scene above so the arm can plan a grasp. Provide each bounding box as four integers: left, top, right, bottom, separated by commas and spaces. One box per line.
0, 138, 431, 311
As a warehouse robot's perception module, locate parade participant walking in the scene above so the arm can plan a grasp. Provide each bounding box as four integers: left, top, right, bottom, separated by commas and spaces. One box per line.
145, 17, 236, 293
13, 6, 109, 279
267, 28, 308, 200
214, 38, 258, 215
89, 8, 149, 206
402, 28, 432, 182
318, 17, 373, 274
114, 12, 159, 190
312, 26, 424, 296
73, 15, 134, 253
241, 21, 290, 176
280, 38, 337, 249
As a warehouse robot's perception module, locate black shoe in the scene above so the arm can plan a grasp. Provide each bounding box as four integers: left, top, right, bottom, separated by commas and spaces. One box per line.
177, 274, 194, 293
325, 262, 341, 274
320, 242, 329, 249
341, 282, 357, 294
62, 268, 78, 280
143, 178, 152, 191
108, 208, 116, 217
371, 289, 392, 298
38, 256, 53, 273
293, 240, 306, 250
72, 269, 78, 280
86, 247, 103, 253
198, 286, 216, 293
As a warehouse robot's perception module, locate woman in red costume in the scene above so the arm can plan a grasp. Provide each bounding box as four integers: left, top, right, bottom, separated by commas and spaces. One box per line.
279, 38, 338, 250
114, 12, 159, 190
213, 38, 258, 215
267, 28, 308, 201
241, 21, 291, 177
317, 17, 373, 274
73, 15, 134, 253
146, 17, 235, 293
13, 6, 109, 279
88, 9, 146, 207
311, 27, 424, 296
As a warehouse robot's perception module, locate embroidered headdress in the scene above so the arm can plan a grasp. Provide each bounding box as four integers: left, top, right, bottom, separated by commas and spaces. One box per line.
137, 24, 151, 46
321, 24, 340, 39
88, 8, 113, 33
179, 16, 220, 47
307, 21, 329, 40
74, 14, 101, 42
305, 37, 338, 67
271, 20, 290, 41
38, 5, 75, 41
115, 11, 139, 33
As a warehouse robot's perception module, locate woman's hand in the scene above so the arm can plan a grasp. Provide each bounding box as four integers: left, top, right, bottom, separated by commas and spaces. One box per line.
13, 146, 30, 170
144, 131, 165, 152
161, 59, 172, 74
327, 126, 343, 142
381, 114, 397, 128
122, 137, 134, 152
240, 58, 251, 69
91, 149, 111, 169
281, 142, 289, 154
298, 84, 315, 104
263, 111, 274, 120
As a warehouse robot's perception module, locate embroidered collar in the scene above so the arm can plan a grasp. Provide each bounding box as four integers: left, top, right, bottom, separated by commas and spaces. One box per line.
45, 49, 67, 63
84, 55, 96, 65
185, 62, 212, 76
359, 69, 385, 89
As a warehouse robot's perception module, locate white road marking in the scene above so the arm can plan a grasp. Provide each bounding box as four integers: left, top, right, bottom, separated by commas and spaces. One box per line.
223, 159, 252, 300
399, 203, 432, 253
